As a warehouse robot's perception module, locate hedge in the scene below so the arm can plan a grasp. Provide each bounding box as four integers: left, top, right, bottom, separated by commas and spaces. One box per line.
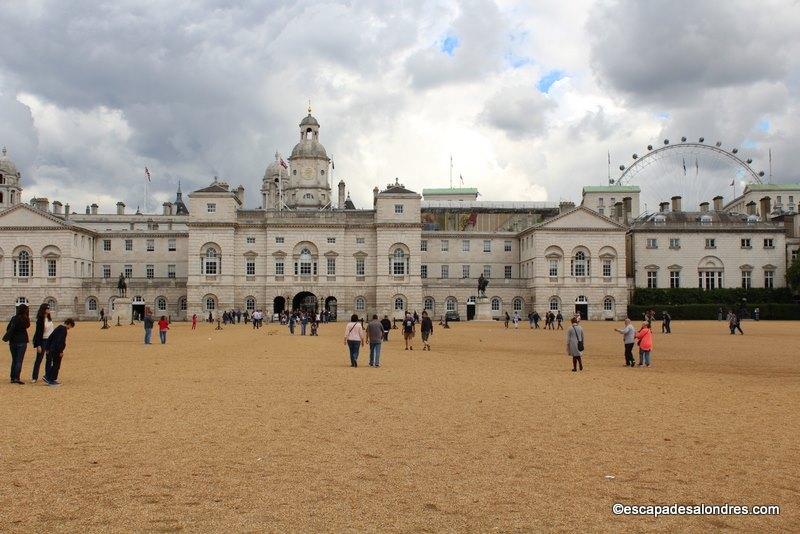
627, 303, 800, 321
630, 287, 795, 306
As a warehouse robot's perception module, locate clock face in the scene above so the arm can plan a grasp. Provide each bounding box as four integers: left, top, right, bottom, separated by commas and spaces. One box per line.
301, 166, 314, 180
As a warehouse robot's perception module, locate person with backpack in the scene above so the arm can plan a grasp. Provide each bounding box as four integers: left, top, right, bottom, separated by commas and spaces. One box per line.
43, 318, 75, 386
5, 304, 30, 384
31, 303, 53, 383
556, 311, 564, 330
420, 311, 433, 351
635, 322, 653, 367
344, 314, 365, 367
380, 315, 391, 341
566, 316, 584, 372
402, 312, 415, 350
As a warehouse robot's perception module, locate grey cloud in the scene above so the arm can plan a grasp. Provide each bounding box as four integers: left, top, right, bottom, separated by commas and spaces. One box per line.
479, 85, 555, 138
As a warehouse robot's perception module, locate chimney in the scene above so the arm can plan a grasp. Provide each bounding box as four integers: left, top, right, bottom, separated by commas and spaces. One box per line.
671, 196, 682, 212
713, 195, 723, 212
90, 203, 98, 215
746, 201, 756, 216
700, 202, 709, 213
162, 202, 172, 215
338, 180, 346, 209
34, 198, 50, 212
64, 204, 70, 219
52, 200, 62, 215
659, 201, 670, 213
85, 205, 90, 214
614, 201, 623, 222
759, 196, 771, 221
235, 185, 245, 205
623, 196, 632, 223
559, 200, 575, 214
116, 202, 125, 215
373, 186, 379, 207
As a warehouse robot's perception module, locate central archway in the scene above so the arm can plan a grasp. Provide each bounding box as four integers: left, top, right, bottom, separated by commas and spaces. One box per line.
292, 291, 317, 313
325, 296, 338, 321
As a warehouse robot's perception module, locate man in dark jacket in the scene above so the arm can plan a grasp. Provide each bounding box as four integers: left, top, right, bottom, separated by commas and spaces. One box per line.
43, 318, 74, 386
143, 311, 154, 344
380, 315, 391, 342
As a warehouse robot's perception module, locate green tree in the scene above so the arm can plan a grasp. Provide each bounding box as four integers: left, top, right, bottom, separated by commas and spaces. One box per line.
787, 258, 800, 291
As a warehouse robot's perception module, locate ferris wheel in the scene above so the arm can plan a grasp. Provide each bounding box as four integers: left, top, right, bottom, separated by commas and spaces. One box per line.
611, 137, 766, 214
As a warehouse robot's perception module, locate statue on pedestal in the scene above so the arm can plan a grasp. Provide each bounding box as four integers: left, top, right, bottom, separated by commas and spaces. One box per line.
477, 273, 489, 298
117, 273, 127, 297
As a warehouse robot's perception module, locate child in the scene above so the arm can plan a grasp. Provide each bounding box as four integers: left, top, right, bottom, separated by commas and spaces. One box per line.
420, 311, 433, 351
158, 316, 170, 344
43, 318, 75, 386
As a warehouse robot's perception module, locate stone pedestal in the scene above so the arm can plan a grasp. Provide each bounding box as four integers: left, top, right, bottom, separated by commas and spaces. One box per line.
474, 298, 493, 322
112, 297, 131, 325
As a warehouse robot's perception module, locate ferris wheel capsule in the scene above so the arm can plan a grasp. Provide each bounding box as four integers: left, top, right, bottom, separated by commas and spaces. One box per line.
681, 136, 687, 142
647, 145, 653, 151
619, 165, 625, 171
758, 171, 765, 177
716, 141, 722, 147
746, 158, 753, 164
699, 137, 705, 143
664, 139, 669, 145
732, 148, 738, 154
632, 154, 638, 159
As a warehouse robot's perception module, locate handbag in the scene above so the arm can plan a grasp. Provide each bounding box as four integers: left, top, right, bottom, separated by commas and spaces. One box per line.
2, 317, 14, 343
573, 325, 584, 352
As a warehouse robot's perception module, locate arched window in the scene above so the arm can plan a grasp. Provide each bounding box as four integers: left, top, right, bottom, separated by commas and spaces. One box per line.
513, 297, 523, 312
467, 295, 476, 304
445, 297, 457, 312
549, 297, 560, 311
203, 247, 219, 275
491, 297, 500, 311
576, 295, 588, 303
392, 248, 406, 275
355, 297, 365, 311
245, 297, 256, 311
424, 297, 434, 312
394, 296, 405, 311
303, 193, 314, 199
298, 247, 313, 276
15, 296, 28, 307
603, 296, 614, 312
155, 297, 167, 312
205, 296, 216, 311
14, 250, 31, 277
87, 297, 98, 312
572, 251, 588, 277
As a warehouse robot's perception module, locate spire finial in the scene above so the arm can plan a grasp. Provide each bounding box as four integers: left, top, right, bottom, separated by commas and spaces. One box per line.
308, 99, 312, 114
177, 180, 182, 194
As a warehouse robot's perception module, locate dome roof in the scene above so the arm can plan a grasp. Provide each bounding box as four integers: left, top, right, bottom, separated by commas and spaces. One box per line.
290, 139, 328, 159
263, 152, 288, 180
300, 113, 319, 127
0, 147, 19, 176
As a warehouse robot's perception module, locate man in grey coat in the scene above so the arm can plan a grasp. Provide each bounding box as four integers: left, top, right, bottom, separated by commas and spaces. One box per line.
566, 316, 584, 372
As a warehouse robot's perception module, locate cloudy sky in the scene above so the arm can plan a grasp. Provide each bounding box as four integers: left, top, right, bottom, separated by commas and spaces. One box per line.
1, 0, 798, 212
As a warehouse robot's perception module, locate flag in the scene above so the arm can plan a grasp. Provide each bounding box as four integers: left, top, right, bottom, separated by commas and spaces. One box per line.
459, 173, 463, 186
695, 158, 699, 177
607, 151, 610, 165
145, 167, 151, 182
467, 212, 477, 226
279, 158, 287, 169
682, 158, 687, 175
331, 159, 335, 170
730, 180, 735, 186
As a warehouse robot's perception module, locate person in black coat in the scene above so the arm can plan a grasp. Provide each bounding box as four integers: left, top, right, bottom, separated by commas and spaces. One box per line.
4, 304, 30, 384
43, 318, 74, 386
31, 303, 51, 383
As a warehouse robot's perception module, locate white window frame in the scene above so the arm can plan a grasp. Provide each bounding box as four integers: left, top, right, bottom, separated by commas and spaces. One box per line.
462, 265, 470, 278
207, 203, 216, 213
168, 264, 176, 278
246, 258, 256, 276
146, 264, 154, 279
394, 204, 404, 214
146, 239, 155, 252
670, 270, 680, 288
326, 257, 336, 276
504, 265, 512, 279
125, 239, 133, 251
646, 270, 657, 288
356, 258, 365, 276
441, 265, 449, 279
462, 240, 470, 252
483, 240, 491, 253
47, 258, 57, 278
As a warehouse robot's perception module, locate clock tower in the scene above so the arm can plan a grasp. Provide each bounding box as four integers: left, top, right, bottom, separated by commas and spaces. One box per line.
286, 108, 332, 209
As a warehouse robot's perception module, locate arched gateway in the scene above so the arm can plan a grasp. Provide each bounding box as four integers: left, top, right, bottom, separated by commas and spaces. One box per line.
292, 292, 317, 313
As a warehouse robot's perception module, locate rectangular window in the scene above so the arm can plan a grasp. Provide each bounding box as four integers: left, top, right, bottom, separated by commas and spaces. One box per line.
669, 238, 680, 249
246, 259, 256, 276
168, 264, 176, 278
246, 236, 255, 244
705, 238, 716, 249
47, 259, 57, 278
124, 265, 133, 278
420, 240, 427, 252
741, 238, 751, 248
483, 240, 491, 252
741, 270, 752, 289
504, 240, 512, 252
549, 259, 558, 277
441, 265, 449, 279
146, 265, 154, 279
103, 239, 111, 251
275, 236, 284, 244
776, 195, 782, 206
275, 260, 284, 275
327, 237, 336, 244
462, 264, 470, 278
207, 203, 216, 213
764, 238, 774, 248
646, 238, 658, 249
598, 197, 604, 206
356, 258, 365, 276
670, 270, 680, 288
462, 240, 470, 252
356, 237, 365, 245
598, 207, 605, 215
168, 238, 176, 251
146, 239, 155, 252
647, 270, 658, 288
602, 259, 612, 278
764, 270, 774, 288
125, 239, 133, 251
420, 264, 428, 278
103, 265, 111, 279
504, 265, 512, 279
441, 240, 449, 252
326, 257, 336, 275
394, 204, 404, 214
483, 265, 491, 278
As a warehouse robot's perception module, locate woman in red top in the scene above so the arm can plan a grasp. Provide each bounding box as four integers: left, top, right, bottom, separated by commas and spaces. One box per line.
191, 313, 197, 330
158, 316, 170, 344
634, 322, 653, 367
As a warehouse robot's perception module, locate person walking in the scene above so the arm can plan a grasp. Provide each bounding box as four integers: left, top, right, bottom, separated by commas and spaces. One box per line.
344, 314, 365, 367
31, 303, 53, 383
43, 318, 74, 386
366, 314, 384, 367
635, 322, 653, 367
615, 318, 636, 367
100, 308, 105, 322
513, 311, 520, 329
556, 311, 564, 330
662, 311, 672, 334
158, 316, 169, 344
402, 312, 415, 350
4, 304, 30, 384
533, 311, 541, 329
143, 310, 154, 344
191, 313, 197, 330
288, 312, 296, 335
381, 315, 391, 341
420, 310, 433, 351
566, 316, 584, 372
504, 311, 510, 328
300, 312, 308, 336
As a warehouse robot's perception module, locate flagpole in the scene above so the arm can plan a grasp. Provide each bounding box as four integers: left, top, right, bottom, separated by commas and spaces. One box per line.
769, 148, 772, 183
449, 154, 453, 189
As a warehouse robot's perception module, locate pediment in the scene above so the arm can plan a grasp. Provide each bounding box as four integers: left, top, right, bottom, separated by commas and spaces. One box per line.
0, 204, 72, 229
532, 206, 626, 231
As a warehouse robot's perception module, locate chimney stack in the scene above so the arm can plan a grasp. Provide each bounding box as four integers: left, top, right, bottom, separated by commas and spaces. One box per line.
64, 204, 70, 219
746, 201, 756, 216
759, 196, 771, 221
338, 180, 346, 210
671, 195, 682, 212
614, 201, 623, 222
659, 201, 670, 213
34, 198, 50, 212
90, 203, 98, 215
559, 200, 575, 214
373, 186, 379, 207
116, 202, 125, 215
713, 195, 723, 211
700, 201, 709, 213
162, 202, 172, 215
235, 185, 245, 206
623, 196, 632, 223
52, 200, 63, 215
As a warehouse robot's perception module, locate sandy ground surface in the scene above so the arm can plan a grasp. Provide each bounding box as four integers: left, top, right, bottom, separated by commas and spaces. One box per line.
0, 318, 798, 533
